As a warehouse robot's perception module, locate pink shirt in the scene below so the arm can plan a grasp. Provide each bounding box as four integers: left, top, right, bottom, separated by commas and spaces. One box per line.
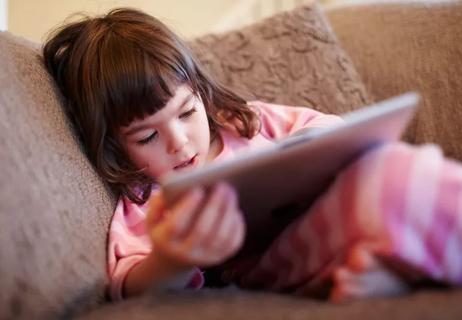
107, 101, 343, 300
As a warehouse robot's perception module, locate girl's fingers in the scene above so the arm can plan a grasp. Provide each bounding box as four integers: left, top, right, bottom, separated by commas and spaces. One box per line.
149, 183, 245, 267
190, 187, 244, 265
169, 187, 206, 236
172, 183, 240, 265
156, 210, 245, 267
150, 187, 204, 242
145, 192, 167, 230
206, 194, 238, 254
228, 212, 246, 255
192, 183, 235, 245
212, 206, 245, 257
205, 210, 246, 265
172, 183, 230, 264
218, 188, 245, 256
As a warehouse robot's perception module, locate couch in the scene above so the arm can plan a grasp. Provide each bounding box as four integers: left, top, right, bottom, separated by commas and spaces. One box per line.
1, 0, 461, 319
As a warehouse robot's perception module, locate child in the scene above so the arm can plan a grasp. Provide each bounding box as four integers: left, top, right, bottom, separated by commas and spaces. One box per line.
42, 8, 462, 302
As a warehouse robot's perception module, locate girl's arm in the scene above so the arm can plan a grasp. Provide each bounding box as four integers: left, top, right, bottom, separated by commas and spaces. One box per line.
123, 248, 196, 298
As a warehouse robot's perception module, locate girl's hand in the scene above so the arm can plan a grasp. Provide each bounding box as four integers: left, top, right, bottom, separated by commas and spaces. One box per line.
145, 183, 246, 269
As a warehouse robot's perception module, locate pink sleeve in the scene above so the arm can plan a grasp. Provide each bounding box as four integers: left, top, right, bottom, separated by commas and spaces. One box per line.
107, 190, 204, 301
250, 101, 343, 140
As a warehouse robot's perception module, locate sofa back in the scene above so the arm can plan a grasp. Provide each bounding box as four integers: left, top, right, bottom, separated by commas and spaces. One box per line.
327, 0, 462, 161
0, 32, 114, 319
0, 3, 368, 318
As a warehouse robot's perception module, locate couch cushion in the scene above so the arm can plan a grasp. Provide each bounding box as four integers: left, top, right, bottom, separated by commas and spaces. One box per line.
188, 1, 371, 116
0, 31, 115, 319
76, 288, 462, 320
0, 1, 371, 318
327, 0, 462, 161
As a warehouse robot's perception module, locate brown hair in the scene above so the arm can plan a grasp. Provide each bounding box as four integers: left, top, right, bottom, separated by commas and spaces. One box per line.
43, 8, 260, 204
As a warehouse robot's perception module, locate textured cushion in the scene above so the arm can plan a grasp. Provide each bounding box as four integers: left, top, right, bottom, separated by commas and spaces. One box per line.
0, 2, 372, 318
327, 0, 462, 160
188, 1, 371, 116
76, 288, 462, 320
0, 31, 114, 319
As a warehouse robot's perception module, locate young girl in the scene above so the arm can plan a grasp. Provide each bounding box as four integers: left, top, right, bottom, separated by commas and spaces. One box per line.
42, 8, 462, 302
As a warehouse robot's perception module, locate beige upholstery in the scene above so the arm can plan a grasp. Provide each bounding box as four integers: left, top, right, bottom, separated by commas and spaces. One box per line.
189, 3, 370, 115
0, 1, 461, 319
327, 0, 462, 160
77, 288, 462, 320
0, 3, 368, 318
0, 33, 114, 318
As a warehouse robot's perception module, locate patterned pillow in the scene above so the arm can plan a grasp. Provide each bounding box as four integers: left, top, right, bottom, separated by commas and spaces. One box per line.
189, 1, 371, 115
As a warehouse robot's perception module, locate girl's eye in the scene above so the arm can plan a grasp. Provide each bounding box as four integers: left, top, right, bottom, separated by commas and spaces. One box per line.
180, 107, 196, 119
137, 132, 157, 145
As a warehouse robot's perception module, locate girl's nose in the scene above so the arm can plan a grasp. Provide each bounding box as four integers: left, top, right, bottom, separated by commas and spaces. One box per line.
166, 126, 188, 154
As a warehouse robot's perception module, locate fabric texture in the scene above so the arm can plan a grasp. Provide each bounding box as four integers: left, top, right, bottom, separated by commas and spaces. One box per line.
326, 0, 462, 161
1, 0, 462, 319
107, 101, 343, 301
188, 1, 371, 116
76, 288, 462, 320
0, 1, 368, 316
0, 32, 114, 319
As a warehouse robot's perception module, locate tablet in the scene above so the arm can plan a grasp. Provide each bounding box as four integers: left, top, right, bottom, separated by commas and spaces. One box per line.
160, 92, 419, 249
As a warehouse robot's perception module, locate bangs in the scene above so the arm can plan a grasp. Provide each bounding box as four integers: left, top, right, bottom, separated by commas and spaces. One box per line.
98, 30, 199, 130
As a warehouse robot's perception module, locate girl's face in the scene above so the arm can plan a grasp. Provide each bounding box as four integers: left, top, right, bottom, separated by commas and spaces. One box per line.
118, 85, 213, 180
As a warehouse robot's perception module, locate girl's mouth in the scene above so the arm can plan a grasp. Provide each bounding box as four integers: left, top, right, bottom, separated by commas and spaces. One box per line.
174, 155, 197, 170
